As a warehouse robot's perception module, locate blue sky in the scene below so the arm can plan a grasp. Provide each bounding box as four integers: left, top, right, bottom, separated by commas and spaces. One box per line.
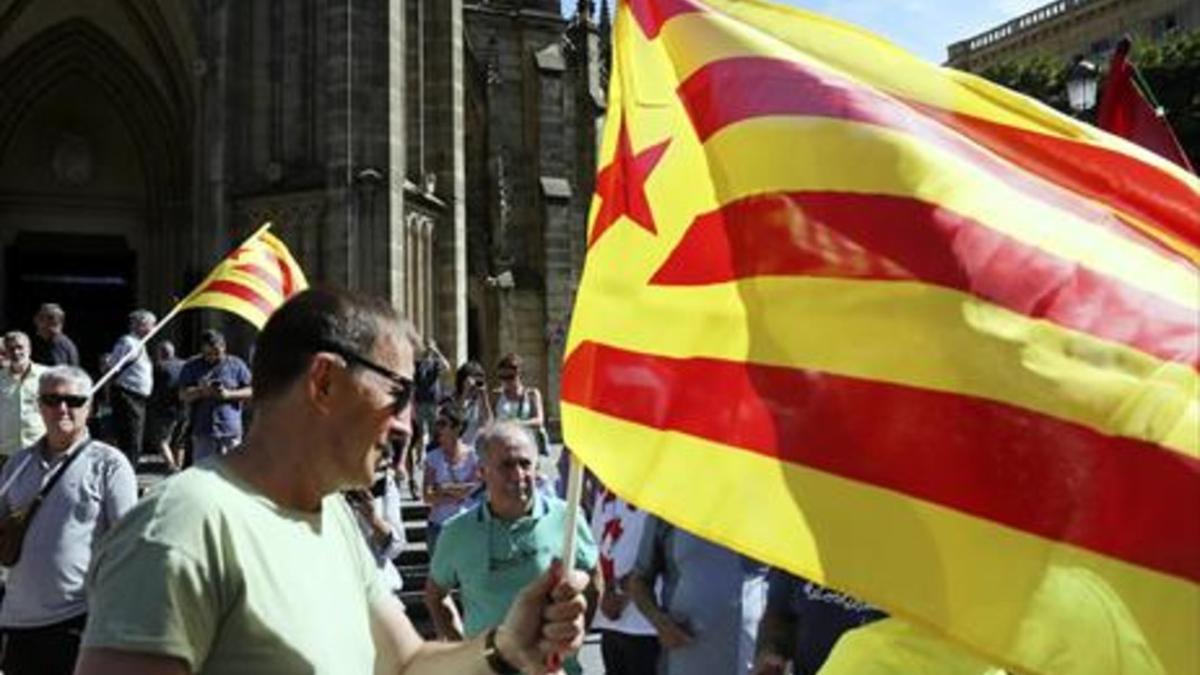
561, 0, 1051, 63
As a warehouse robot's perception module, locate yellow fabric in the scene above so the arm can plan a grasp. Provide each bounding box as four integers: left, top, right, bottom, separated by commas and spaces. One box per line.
567, 277, 1199, 458
661, 5, 1200, 214
817, 619, 1003, 675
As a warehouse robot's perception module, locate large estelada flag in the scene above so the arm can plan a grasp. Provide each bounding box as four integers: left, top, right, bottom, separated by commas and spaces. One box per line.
180, 223, 308, 328
561, 1, 1200, 674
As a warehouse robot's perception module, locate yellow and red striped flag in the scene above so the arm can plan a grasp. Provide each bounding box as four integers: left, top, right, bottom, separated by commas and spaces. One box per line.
180, 223, 308, 329
561, 1, 1199, 673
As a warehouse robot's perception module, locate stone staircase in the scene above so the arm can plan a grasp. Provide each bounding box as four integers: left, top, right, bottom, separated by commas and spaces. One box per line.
397, 498, 435, 636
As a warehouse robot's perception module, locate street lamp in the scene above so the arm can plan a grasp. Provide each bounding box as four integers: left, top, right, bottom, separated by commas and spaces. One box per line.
1066, 57, 1099, 115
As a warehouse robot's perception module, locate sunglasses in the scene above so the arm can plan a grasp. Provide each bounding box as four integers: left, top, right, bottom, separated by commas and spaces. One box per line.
498, 371, 517, 381
315, 341, 414, 414
38, 393, 89, 409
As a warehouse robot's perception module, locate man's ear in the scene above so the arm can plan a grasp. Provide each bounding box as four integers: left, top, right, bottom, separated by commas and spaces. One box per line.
307, 354, 337, 413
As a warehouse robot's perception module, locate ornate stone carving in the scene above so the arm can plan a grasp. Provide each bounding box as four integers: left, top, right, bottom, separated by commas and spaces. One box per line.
51, 132, 94, 187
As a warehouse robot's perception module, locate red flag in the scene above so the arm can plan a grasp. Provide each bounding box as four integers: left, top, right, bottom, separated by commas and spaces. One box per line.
1097, 38, 1194, 173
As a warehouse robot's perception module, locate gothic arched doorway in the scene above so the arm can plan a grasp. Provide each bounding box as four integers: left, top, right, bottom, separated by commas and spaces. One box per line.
0, 11, 192, 372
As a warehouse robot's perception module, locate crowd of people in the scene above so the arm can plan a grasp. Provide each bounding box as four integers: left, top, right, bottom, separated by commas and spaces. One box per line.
0, 293, 897, 675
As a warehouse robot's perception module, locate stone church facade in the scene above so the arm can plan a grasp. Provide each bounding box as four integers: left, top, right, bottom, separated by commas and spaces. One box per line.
0, 0, 608, 432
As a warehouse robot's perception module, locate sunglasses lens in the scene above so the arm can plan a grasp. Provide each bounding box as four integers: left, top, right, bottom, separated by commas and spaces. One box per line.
391, 386, 412, 414
40, 394, 87, 408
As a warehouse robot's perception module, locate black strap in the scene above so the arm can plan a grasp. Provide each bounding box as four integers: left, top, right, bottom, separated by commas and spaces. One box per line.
22, 439, 92, 526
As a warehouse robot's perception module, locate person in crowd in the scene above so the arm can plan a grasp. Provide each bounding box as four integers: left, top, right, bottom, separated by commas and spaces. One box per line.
424, 421, 599, 675
414, 340, 450, 440
752, 570, 886, 675
30, 303, 79, 368
452, 360, 492, 448
0, 366, 137, 675
422, 401, 480, 557
104, 309, 156, 467
627, 515, 769, 675
347, 451, 407, 599
590, 487, 660, 675
407, 339, 449, 494
0, 331, 47, 463
178, 329, 252, 463
76, 287, 589, 675
145, 340, 186, 471
492, 354, 547, 457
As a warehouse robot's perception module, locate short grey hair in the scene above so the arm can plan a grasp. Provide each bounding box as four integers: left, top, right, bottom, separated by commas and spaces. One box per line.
475, 421, 536, 461
37, 303, 65, 321
3, 330, 29, 347
39, 366, 93, 395
129, 309, 156, 326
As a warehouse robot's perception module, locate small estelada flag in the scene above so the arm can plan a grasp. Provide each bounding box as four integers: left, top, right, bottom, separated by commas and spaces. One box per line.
180, 223, 309, 329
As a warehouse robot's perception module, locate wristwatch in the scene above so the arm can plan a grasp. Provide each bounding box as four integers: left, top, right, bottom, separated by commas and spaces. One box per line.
484, 627, 520, 674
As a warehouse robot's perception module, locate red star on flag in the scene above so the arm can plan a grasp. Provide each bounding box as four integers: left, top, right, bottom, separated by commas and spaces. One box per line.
589, 117, 671, 250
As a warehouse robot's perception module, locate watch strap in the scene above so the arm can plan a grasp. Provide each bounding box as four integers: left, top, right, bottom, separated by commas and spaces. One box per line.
484, 627, 520, 675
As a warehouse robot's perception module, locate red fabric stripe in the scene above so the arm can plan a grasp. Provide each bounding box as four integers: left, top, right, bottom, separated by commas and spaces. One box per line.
920, 105, 1198, 247
677, 56, 1197, 262
233, 263, 283, 295
255, 243, 302, 297
650, 191, 1199, 366
196, 280, 275, 317
275, 253, 300, 297
562, 341, 1200, 582
626, 0, 705, 39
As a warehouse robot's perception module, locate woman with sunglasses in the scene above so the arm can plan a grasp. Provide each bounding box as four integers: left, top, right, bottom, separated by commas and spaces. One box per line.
492, 353, 548, 457
451, 360, 492, 448
422, 402, 480, 558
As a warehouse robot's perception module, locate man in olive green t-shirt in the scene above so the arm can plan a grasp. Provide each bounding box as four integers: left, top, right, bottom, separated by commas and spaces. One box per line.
76, 288, 589, 675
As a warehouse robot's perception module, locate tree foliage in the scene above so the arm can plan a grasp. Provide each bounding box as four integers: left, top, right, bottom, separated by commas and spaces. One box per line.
977, 29, 1200, 169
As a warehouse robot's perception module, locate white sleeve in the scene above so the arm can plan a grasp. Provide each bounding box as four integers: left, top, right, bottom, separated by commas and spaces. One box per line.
377, 475, 407, 560
610, 507, 649, 578
106, 336, 132, 369
102, 453, 140, 527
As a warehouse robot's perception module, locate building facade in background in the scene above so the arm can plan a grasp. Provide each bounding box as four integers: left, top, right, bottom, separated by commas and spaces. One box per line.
946, 0, 1199, 71
0, 0, 608, 434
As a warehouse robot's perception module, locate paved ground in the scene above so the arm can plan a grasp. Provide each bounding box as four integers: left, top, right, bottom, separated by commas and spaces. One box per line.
578, 632, 605, 673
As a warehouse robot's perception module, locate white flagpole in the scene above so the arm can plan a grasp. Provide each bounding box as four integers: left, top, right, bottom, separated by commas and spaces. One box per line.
559, 450, 586, 569
89, 301, 189, 396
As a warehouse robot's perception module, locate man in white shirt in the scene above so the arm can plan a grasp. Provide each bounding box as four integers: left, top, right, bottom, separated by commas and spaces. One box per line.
591, 488, 660, 675
0, 331, 47, 464
105, 310, 155, 467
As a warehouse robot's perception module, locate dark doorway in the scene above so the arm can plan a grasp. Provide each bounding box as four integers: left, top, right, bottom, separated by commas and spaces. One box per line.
4, 232, 135, 377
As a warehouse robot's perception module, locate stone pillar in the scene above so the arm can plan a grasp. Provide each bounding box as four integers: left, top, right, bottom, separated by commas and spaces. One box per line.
385, 0, 409, 311
425, 0, 468, 364
194, 1, 232, 300
323, 0, 355, 288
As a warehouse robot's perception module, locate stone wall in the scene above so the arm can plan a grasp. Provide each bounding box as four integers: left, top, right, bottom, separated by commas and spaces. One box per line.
463, 3, 600, 434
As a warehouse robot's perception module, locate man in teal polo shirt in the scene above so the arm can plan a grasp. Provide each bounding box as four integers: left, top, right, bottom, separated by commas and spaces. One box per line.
426, 421, 599, 674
